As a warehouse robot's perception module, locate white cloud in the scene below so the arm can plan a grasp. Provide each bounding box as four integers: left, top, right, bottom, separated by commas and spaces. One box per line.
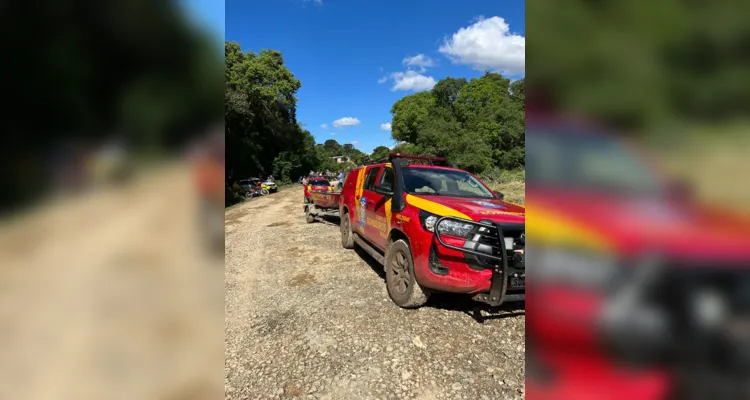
350, 141, 359, 145
380, 123, 392, 131
332, 117, 361, 128
377, 76, 388, 84
329, 132, 336, 136
438, 16, 525, 76
320, 123, 328, 129
403, 54, 436, 72
390, 70, 436, 92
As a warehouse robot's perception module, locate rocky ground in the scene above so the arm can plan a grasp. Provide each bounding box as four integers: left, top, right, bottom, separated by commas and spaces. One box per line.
225, 185, 525, 400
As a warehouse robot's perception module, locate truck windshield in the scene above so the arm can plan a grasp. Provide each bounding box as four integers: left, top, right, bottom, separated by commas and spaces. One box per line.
402, 168, 494, 199
526, 127, 665, 196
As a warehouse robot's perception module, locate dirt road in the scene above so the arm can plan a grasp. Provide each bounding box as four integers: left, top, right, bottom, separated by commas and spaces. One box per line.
225, 186, 525, 400
0, 162, 224, 399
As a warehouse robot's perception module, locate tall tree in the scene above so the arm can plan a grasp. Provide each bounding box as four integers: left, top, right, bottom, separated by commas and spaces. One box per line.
389, 72, 524, 172
225, 41, 312, 183
370, 146, 391, 161
323, 139, 343, 154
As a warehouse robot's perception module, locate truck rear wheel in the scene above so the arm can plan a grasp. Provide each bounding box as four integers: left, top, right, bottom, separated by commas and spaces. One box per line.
340, 211, 354, 249
385, 240, 430, 308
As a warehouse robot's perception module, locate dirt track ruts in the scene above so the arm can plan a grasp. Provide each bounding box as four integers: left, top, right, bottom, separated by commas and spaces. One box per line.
225, 185, 525, 400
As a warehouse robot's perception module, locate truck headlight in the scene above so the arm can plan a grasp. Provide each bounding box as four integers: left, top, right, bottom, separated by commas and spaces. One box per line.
419, 210, 475, 237
531, 247, 621, 289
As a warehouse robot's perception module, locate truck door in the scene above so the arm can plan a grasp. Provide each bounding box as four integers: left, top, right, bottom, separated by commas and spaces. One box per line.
356, 166, 382, 242
370, 166, 395, 250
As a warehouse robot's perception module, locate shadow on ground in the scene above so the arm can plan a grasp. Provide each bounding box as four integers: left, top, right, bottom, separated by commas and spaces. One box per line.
429, 294, 525, 324
308, 214, 341, 226
352, 245, 524, 324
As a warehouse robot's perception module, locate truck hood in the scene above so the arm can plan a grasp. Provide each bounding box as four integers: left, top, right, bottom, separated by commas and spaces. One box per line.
408, 194, 525, 224
528, 187, 750, 261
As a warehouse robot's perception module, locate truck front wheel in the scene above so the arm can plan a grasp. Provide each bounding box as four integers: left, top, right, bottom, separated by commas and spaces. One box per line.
385, 240, 430, 309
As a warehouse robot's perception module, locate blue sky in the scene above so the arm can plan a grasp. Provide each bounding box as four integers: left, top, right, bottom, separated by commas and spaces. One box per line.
225, 0, 525, 154
182, 0, 225, 47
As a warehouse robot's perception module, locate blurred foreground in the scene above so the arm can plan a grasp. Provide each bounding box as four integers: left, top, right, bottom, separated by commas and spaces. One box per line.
0, 160, 224, 399
527, 1, 750, 398
0, 0, 225, 398
525, 112, 750, 400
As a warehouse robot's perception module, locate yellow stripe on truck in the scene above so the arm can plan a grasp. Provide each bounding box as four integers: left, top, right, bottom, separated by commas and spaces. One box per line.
405, 194, 471, 220
355, 168, 366, 198
525, 203, 614, 252
354, 168, 367, 232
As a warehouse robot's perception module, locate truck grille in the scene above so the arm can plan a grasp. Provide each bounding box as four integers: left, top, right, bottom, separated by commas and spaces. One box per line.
606, 260, 750, 391
466, 221, 525, 271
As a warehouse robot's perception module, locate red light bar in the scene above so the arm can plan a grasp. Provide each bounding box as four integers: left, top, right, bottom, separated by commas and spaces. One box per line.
387, 153, 448, 163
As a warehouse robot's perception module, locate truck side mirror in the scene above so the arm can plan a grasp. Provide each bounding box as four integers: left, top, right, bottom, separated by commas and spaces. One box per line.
494, 190, 505, 200
373, 182, 393, 196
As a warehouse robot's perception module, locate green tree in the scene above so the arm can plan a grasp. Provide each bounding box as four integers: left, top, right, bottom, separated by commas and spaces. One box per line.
432, 77, 468, 109
392, 142, 422, 154
225, 41, 312, 183
225, 40, 383, 185
388, 72, 524, 172
390, 91, 435, 144
527, 1, 750, 131
323, 139, 343, 154
370, 146, 391, 161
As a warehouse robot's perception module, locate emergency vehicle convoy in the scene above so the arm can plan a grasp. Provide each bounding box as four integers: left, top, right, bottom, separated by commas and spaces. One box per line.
337, 153, 526, 309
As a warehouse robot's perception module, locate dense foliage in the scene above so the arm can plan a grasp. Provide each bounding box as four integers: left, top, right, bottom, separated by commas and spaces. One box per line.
6, 0, 222, 149
225, 41, 368, 184
2, 0, 222, 211
528, 1, 750, 131
389, 73, 525, 173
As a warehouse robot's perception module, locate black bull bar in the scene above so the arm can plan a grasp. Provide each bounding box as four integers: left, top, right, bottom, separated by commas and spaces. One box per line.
433, 216, 525, 307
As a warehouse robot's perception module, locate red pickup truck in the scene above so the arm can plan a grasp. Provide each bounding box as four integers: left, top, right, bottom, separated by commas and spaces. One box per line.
304, 175, 333, 203
338, 153, 525, 308
524, 111, 750, 400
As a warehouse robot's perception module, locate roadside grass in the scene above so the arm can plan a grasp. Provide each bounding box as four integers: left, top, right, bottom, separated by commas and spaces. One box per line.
650, 124, 750, 213
482, 168, 525, 205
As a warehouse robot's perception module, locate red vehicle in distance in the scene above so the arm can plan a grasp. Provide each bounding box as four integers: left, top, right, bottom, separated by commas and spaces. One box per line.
304, 175, 334, 204
338, 153, 526, 308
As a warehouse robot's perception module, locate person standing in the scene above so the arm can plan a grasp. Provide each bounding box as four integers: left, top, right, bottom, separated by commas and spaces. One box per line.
337, 170, 344, 191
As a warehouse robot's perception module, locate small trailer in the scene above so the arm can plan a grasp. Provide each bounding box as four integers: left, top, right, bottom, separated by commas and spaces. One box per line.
304, 190, 341, 224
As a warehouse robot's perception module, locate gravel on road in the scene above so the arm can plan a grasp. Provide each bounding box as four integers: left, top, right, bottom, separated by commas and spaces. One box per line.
225, 185, 525, 400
